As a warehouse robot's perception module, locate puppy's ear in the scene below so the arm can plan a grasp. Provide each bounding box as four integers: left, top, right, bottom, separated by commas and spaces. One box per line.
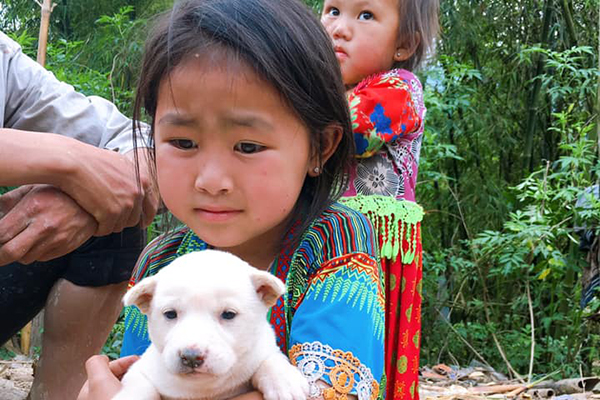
250, 271, 285, 308
123, 276, 158, 314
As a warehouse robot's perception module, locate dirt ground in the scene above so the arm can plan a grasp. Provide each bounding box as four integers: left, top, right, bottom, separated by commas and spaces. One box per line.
1, 356, 599, 400
0, 356, 33, 400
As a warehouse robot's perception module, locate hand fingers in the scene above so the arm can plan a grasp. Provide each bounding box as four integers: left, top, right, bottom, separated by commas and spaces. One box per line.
81, 355, 136, 400
23, 245, 68, 264
76, 382, 90, 400
85, 355, 112, 386
123, 188, 143, 231
0, 185, 98, 265
140, 186, 160, 229
94, 217, 119, 238
0, 185, 34, 220
30, 220, 97, 263
0, 226, 43, 266
0, 206, 28, 245
94, 188, 141, 237
0, 207, 32, 265
108, 355, 140, 379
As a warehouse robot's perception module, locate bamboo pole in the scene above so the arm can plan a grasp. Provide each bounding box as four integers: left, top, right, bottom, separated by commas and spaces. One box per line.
20, 0, 56, 357
36, 0, 55, 67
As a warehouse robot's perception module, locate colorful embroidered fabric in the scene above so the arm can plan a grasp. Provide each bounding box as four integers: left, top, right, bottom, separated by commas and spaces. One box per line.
120, 203, 385, 399
343, 68, 425, 400
344, 68, 425, 203
342, 195, 423, 400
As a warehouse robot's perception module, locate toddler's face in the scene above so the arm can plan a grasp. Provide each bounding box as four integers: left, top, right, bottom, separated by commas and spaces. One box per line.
321, 0, 403, 86
153, 57, 315, 267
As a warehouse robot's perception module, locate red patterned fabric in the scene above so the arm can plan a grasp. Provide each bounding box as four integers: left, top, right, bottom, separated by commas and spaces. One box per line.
381, 223, 423, 400
382, 221, 422, 400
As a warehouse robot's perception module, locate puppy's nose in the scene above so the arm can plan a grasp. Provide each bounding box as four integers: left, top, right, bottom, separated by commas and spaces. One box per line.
180, 348, 205, 368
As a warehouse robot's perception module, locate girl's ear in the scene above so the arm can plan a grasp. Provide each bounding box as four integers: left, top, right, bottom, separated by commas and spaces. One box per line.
394, 33, 420, 62
308, 124, 343, 177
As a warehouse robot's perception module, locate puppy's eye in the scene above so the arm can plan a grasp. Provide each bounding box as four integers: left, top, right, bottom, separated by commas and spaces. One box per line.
221, 310, 237, 320
164, 310, 178, 320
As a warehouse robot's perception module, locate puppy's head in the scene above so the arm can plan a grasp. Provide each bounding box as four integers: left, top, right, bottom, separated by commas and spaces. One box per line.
124, 250, 284, 380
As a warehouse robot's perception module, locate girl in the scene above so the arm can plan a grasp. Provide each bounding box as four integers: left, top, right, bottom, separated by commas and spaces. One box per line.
321, 0, 439, 399
80, 0, 386, 398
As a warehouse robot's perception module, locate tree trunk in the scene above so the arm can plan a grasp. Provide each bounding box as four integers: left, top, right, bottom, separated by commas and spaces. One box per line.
523, 0, 554, 173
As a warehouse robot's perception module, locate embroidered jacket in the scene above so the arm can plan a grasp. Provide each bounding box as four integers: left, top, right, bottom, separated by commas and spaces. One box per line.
121, 203, 385, 399
344, 68, 425, 202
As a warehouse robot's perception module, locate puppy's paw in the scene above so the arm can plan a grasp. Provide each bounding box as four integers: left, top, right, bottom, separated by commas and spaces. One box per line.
253, 354, 309, 400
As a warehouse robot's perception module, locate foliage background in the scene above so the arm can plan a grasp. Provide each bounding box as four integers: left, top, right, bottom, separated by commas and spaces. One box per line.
2, 0, 599, 379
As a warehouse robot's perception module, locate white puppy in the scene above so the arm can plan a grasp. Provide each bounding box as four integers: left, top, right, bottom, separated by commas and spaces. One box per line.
113, 250, 308, 400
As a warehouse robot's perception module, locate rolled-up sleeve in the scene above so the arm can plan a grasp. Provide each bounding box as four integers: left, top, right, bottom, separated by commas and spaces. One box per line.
0, 31, 146, 153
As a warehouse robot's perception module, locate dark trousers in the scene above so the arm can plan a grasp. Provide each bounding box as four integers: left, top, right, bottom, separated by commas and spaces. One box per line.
0, 227, 145, 344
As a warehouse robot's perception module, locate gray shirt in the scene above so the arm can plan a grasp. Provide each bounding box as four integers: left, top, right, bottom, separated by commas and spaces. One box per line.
0, 31, 142, 153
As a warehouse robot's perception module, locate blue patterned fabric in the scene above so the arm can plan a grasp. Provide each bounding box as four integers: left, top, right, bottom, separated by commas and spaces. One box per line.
121, 203, 385, 398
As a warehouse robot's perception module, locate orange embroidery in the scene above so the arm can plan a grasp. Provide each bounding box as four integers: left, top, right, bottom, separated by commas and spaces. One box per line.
401, 330, 409, 348
412, 355, 419, 374
289, 342, 380, 400
395, 381, 406, 397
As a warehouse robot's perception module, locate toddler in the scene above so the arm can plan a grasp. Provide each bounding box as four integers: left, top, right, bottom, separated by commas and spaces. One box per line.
322, 0, 439, 399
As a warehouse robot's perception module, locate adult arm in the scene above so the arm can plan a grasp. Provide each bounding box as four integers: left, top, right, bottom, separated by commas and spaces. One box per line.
0, 128, 157, 235
0, 32, 158, 236
0, 31, 145, 153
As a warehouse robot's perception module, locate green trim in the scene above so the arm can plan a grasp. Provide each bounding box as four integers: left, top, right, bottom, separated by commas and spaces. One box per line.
341, 195, 423, 263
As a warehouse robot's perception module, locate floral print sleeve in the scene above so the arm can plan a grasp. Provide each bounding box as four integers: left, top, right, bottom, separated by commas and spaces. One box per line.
349, 70, 421, 159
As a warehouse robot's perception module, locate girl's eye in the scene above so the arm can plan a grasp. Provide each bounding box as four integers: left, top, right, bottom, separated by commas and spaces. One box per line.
170, 139, 196, 150
164, 310, 178, 320
358, 11, 374, 20
234, 142, 265, 154
326, 7, 340, 16
221, 310, 237, 320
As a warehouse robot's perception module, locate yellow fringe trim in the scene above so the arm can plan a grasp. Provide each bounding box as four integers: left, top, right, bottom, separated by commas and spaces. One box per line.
340, 195, 423, 263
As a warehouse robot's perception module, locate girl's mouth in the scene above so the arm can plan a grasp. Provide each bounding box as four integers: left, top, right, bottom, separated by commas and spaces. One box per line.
194, 208, 242, 222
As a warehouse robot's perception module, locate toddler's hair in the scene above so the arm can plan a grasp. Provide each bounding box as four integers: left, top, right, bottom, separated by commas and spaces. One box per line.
133, 0, 353, 244
395, 0, 439, 71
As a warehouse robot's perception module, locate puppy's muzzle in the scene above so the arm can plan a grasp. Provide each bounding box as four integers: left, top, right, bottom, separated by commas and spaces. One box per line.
180, 348, 205, 369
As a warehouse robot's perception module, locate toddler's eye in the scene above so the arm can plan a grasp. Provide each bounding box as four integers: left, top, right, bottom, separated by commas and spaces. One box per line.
234, 142, 265, 154
164, 310, 178, 320
170, 139, 196, 150
358, 11, 374, 20
326, 7, 340, 16
221, 310, 237, 320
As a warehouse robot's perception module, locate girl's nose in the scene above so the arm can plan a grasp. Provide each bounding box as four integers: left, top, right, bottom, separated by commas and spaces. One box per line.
331, 19, 351, 40
194, 158, 234, 195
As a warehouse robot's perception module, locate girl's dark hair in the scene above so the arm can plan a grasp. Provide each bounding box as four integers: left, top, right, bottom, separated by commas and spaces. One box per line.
394, 0, 440, 71
133, 0, 353, 248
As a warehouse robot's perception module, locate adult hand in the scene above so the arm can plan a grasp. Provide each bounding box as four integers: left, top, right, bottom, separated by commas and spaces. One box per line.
0, 185, 97, 266
127, 148, 161, 232
59, 144, 148, 237
77, 355, 138, 400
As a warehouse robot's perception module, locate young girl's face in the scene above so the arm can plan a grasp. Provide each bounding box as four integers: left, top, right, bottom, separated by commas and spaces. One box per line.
154, 57, 317, 267
321, 0, 403, 86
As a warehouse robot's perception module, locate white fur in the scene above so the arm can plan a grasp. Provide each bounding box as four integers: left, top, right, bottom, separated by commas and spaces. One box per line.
113, 250, 308, 400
